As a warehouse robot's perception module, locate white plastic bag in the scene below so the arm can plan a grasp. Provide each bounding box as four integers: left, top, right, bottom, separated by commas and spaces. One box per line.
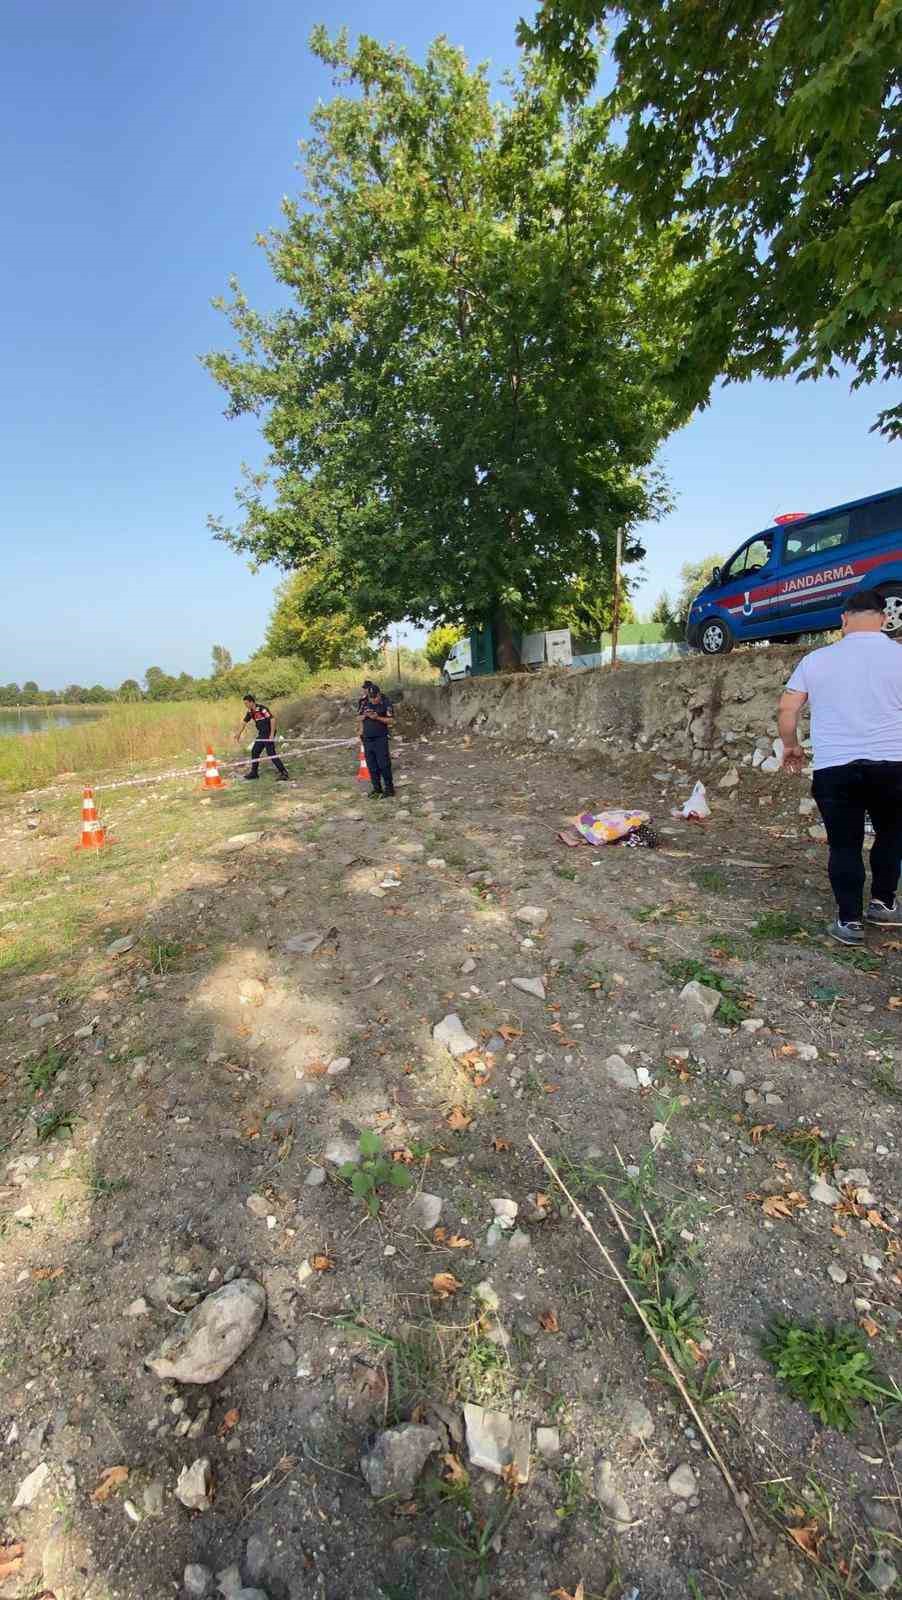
672, 780, 711, 820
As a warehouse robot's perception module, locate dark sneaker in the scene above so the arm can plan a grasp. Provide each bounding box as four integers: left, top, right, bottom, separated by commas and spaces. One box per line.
243, 773, 259, 781
275, 773, 290, 782
828, 919, 865, 946
383, 789, 396, 798
367, 788, 383, 800
864, 899, 902, 927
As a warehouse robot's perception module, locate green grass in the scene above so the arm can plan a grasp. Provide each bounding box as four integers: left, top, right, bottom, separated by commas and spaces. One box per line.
27, 1046, 67, 1096
750, 910, 811, 942
600, 622, 667, 645
0, 700, 239, 792
662, 957, 749, 1024
763, 1318, 902, 1431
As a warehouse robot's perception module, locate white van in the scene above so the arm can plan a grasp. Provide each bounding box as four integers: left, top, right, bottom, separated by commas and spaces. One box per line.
441, 637, 472, 683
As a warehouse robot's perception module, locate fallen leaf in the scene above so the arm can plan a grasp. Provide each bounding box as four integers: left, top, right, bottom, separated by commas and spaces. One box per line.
779, 1043, 799, 1058
539, 1309, 560, 1332
497, 1024, 521, 1041
760, 1191, 807, 1219
860, 1315, 880, 1338
91, 1465, 129, 1503
831, 1223, 847, 1237
373, 1110, 393, 1124
433, 1226, 448, 1243
788, 1520, 823, 1558
218, 1408, 240, 1436
393, 1499, 419, 1517
550, 1585, 585, 1600
491, 1137, 511, 1152
0, 1546, 25, 1583
32, 1266, 64, 1281
432, 1271, 462, 1299
534, 1191, 550, 1210
543, 1083, 559, 1094
275, 1454, 298, 1473
443, 1453, 469, 1485
888, 997, 902, 1010
311, 1254, 333, 1273
391, 1147, 416, 1164
501, 1460, 523, 1491
447, 1233, 473, 1250
749, 1124, 775, 1144
305, 1058, 329, 1078
867, 1209, 893, 1232
446, 1107, 472, 1131
684, 1337, 706, 1365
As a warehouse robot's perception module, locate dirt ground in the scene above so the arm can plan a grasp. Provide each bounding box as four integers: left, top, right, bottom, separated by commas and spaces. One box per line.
1, 707, 901, 1600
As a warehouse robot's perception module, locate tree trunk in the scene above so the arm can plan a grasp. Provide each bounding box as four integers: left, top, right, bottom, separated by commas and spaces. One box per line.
492, 605, 519, 673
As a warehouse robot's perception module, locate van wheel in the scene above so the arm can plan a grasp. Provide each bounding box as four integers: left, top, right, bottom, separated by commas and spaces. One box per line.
442, 671, 451, 685
464, 666, 471, 677
700, 618, 734, 655
879, 585, 902, 637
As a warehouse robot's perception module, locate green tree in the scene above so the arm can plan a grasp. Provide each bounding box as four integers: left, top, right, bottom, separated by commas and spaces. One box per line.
22, 680, 39, 701
523, 0, 902, 437
63, 684, 86, 704
265, 565, 375, 669
118, 679, 143, 702
657, 553, 725, 641
425, 623, 466, 670
206, 30, 688, 668
211, 644, 233, 678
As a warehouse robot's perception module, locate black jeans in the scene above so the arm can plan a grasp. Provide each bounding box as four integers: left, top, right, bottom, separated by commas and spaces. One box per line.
364, 737, 393, 794
812, 760, 902, 920
248, 739, 289, 778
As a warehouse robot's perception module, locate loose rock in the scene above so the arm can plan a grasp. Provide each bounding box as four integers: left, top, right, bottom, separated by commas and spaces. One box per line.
175, 1457, 213, 1511
184, 1564, 213, 1597
146, 1279, 266, 1384
463, 1403, 531, 1482
460, 957, 477, 975
406, 1192, 443, 1231
515, 906, 549, 928
621, 1397, 655, 1442
360, 1423, 441, 1498
668, 1463, 697, 1499
42, 1517, 91, 1600
605, 1054, 638, 1090
536, 1426, 560, 1458
866, 1555, 898, 1594
304, 1166, 327, 1187
433, 1013, 478, 1056
593, 1458, 632, 1525
810, 1180, 841, 1206
679, 980, 721, 1022
107, 935, 135, 956
827, 1263, 848, 1286
511, 976, 546, 1000
245, 1194, 270, 1218
12, 1460, 50, 1508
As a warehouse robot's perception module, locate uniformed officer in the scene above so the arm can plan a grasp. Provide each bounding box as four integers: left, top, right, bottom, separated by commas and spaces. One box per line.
358, 681, 395, 798
235, 694, 290, 781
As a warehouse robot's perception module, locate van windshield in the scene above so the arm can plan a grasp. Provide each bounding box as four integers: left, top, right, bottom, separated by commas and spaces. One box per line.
719, 533, 774, 584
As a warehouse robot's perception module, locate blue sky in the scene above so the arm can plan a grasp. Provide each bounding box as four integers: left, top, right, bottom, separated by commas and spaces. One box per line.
1, 0, 897, 688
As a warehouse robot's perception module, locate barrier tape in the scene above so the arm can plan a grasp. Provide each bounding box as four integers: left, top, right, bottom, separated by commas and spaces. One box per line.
90, 737, 360, 794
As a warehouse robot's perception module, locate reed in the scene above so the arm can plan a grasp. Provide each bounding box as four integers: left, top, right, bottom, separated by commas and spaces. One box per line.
0, 701, 238, 792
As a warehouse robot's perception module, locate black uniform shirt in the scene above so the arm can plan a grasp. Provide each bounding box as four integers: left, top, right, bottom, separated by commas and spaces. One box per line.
243, 704, 274, 739
361, 693, 393, 738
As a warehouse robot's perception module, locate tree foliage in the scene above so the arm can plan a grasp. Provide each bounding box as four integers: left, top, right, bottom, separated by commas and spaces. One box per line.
425, 623, 466, 669
205, 30, 689, 659
656, 553, 725, 640
211, 645, 233, 678
522, 0, 902, 436
265, 564, 375, 669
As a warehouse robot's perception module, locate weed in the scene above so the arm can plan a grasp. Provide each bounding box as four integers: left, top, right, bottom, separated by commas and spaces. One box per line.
554, 865, 577, 882
870, 1058, 899, 1097
27, 1047, 66, 1096
829, 944, 882, 974
571, 939, 588, 957
706, 932, 748, 960
634, 903, 693, 925
763, 1318, 902, 1431
453, 1330, 510, 1408
431, 1483, 517, 1590
146, 938, 184, 975
750, 910, 810, 942
35, 1109, 74, 1142
636, 1288, 704, 1374
780, 1127, 849, 1177
693, 867, 727, 893
339, 1131, 414, 1216
87, 1170, 131, 1197
554, 1464, 586, 1520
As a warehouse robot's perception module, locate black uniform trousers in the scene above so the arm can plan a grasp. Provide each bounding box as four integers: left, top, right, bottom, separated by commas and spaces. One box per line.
364, 736, 393, 794
248, 739, 289, 778
813, 759, 902, 921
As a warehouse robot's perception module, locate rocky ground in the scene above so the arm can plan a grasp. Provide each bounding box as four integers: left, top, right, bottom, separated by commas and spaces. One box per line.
1, 704, 902, 1600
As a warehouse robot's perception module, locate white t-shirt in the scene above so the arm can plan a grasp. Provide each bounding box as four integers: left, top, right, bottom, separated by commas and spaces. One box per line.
786, 633, 902, 771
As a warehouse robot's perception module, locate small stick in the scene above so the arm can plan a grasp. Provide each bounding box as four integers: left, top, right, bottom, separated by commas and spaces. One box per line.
528, 1133, 757, 1544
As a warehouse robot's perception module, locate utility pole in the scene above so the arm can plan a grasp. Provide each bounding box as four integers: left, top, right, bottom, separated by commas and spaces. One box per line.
395, 627, 402, 688
610, 527, 623, 669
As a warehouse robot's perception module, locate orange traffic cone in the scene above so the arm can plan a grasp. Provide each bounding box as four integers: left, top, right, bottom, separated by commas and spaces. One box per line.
201, 745, 227, 790
76, 786, 107, 850
355, 741, 371, 783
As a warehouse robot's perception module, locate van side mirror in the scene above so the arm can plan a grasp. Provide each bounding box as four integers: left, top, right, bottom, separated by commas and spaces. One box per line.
711, 566, 722, 585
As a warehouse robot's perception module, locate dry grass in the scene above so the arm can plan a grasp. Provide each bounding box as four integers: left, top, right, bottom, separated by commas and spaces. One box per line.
0, 701, 238, 792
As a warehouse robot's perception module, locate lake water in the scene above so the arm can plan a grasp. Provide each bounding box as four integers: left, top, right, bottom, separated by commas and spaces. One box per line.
0, 710, 103, 738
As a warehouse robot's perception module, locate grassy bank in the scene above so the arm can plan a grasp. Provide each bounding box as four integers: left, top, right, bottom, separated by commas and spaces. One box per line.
0, 701, 238, 792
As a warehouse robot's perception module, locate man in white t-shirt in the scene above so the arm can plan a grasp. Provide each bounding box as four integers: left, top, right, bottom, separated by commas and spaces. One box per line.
778, 589, 902, 944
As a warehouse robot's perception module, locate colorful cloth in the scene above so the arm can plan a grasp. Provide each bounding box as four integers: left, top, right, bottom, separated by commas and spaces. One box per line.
567, 808, 650, 846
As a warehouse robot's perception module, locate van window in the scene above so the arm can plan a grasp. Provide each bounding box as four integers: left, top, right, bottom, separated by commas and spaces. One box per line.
850, 491, 902, 542
720, 533, 773, 583
783, 513, 850, 563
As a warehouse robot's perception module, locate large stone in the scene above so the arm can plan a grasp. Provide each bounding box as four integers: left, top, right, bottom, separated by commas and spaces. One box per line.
718, 766, 740, 789
810, 1180, 841, 1207
184, 1564, 213, 1597
605, 1055, 638, 1090
668, 1462, 697, 1498
175, 1457, 213, 1511
867, 1555, 898, 1594
621, 1397, 655, 1442
12, 1460, 50, 1507
463, 1403, 531, 1482
145, 1279, 266, 1384
515, 905, 548, 928
433, 1013, 478, 1056
225, 832, 264, 850
107, 935, 135, 956
406, 1192, 443, 1231
284, 928, 332, 956
42, 1517, 91, 1600
360, 1424, 441, 1499
511, 976, 546, 1000
679, 980, 721, 1022
593, 1458, 632, 1525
